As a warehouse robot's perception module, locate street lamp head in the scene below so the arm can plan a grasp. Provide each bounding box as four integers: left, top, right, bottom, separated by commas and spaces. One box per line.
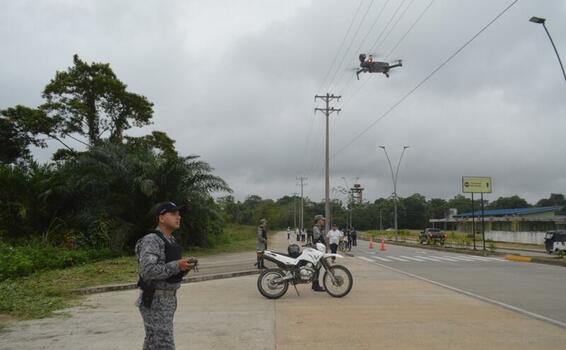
378, 145, 385, 149
403, 146, 410, 149
529, 16, 546, 24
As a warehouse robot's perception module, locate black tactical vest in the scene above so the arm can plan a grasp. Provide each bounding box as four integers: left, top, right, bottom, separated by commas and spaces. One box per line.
152, 230, 185, 284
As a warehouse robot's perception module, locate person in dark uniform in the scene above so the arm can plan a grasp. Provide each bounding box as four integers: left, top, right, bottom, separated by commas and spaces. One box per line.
256, 218, 268, 269
351, 227, 358, 246
311, 215, 326, 292
136, 202, 197, 350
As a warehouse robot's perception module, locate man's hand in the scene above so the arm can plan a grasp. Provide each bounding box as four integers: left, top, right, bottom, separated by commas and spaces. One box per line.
178, 257, 198, 271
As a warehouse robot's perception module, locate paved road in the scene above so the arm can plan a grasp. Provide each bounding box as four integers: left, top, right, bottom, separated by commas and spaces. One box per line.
3, 232, 566, 350
352, 239, 566, 327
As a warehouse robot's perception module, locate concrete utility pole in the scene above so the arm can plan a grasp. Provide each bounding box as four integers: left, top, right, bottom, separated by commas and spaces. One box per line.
315, 93, 341, 235
296, 177, 307, 233
379, 145, 409, 242
341, 176, 359, 230
292, 192, 298, 228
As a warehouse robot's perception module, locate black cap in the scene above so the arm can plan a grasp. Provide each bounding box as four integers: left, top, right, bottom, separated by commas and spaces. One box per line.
152, 202, 187, 216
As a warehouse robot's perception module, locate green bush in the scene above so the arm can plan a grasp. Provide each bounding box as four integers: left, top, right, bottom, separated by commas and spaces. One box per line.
0, 241, 118, 282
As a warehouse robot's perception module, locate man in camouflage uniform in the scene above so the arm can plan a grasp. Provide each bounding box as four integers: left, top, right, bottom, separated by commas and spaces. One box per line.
311, 214, 327, 292
255, 218, 268, 269
136, 202, 196, 350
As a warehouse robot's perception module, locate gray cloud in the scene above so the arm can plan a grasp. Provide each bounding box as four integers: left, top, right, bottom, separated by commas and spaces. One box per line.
2, 0, 566, 205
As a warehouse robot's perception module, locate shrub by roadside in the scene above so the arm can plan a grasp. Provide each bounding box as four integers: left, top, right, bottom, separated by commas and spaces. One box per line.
0, 241, 119, 282
0, 224, 257, 320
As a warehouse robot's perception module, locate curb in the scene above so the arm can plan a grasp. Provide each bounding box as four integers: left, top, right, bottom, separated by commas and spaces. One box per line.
504, 255, 532, 263
495, 246, 547, 254
361, 238, 501, 257
73, 270, 261, 295
531, 257, 566, 267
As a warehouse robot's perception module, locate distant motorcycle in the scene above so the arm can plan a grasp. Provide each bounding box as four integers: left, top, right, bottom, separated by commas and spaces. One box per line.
257, 243, 353, 299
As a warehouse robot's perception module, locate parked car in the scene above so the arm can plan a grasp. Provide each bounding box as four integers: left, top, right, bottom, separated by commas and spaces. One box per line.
419, 228, 446, 245
544, 230, 566, 254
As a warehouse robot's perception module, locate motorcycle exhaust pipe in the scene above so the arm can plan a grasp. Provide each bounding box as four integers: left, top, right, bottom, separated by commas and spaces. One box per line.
273, 272, 294, 284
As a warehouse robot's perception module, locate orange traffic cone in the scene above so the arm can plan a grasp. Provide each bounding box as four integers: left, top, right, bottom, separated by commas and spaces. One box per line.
380, 239, 386, 251
369, 237, 374, 249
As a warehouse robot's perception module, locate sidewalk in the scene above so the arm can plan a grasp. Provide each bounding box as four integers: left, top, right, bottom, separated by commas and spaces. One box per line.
1, 232, 565, 349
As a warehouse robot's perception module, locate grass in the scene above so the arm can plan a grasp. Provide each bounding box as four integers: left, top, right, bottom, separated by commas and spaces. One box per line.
0, 223, 257, 321
187, 223, 258, 256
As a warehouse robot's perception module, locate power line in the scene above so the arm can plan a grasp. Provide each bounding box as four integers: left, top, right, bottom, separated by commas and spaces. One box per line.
334, 0, 414, 99
371, 0, 415, 54
385, 0, 436, 59
340, 0, 436, 101
351, 0, 394, 62
333, 0, 394, 95
307, 1, 363, 180
324, 0, 376, 92
367, 0, 411, 54
332, 0, 521, 160
317, 0, 365, 93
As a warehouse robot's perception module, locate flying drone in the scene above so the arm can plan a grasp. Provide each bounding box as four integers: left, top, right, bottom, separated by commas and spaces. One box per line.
356, 54, 402, 80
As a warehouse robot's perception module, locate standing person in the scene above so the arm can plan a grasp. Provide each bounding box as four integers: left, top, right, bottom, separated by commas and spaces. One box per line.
296, 227, 301, 241
136, 202, 197, 350
286, 227, 291, 241
345, 229, 352, 251
327, 224, 343, 262
351, 227, 357, 247
307, 228, 313, 245
311, 215, 326, 292
256, 219, 268, 269
312, 215, 325, 245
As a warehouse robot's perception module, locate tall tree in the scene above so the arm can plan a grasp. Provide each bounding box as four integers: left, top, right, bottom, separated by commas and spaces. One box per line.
0, 106, 59, 163
41, 54, 154, 145
487, 195, 530, 209
447, 194, 481, 214
428, 198, 448, 219
536, 193, 566, 214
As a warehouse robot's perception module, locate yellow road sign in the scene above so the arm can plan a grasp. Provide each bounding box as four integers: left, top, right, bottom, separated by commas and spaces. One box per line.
462, 176, 492, 193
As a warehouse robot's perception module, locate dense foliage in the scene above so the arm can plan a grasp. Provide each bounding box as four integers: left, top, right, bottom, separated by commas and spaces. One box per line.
218, 193, 565, 231
0, 55, 231, 272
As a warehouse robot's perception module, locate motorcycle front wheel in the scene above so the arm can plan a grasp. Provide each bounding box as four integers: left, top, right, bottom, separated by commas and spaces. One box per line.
323, 265, 353, 298
257, 268, 289, 299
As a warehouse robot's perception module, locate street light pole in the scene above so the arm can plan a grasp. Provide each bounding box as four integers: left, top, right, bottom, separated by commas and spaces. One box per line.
379, 146, 409, 241
530, 16, 566, 84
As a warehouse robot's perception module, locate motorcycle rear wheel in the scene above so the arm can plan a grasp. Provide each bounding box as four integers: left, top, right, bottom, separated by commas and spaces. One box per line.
323, 265, 353, 298
257, 268, 289, 299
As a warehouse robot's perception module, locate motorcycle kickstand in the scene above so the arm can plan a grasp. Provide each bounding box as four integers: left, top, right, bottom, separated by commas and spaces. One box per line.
292, 282, 300, 297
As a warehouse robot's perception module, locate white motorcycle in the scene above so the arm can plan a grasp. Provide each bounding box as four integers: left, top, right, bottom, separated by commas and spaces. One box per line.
257, 242, 353, 299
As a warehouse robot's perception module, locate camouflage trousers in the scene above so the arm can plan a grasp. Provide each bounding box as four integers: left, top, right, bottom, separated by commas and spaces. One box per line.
138, 290, 178, 350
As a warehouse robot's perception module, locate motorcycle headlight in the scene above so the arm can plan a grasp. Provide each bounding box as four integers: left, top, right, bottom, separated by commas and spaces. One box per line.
316, 243, 326, 252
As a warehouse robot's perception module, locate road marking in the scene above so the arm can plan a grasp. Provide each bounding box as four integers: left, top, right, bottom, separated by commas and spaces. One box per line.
463, 255, 491, 261
416, 256, 445, 262
374, 256, 393, 262
361, 259, 566, 330
399, 255, 426, 262
358, 257, 375, 263
429, 256, 460, 262
387, 256, 410, 262
441, 255, 477, 262
467, 256, 506, 262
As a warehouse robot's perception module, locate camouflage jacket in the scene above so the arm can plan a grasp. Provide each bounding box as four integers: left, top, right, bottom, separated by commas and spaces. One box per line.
135, 230, 182, 290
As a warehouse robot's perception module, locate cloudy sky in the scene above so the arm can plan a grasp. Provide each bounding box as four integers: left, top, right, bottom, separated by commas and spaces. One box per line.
2, 0, 566, 204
